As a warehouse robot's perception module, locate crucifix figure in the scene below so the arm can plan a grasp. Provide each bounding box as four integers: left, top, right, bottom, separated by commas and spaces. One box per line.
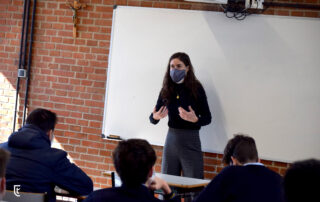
66, 0, 86, 38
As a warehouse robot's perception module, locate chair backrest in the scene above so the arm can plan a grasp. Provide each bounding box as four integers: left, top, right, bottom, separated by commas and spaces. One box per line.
3, 190, 46, 202
111, 171, 122, 187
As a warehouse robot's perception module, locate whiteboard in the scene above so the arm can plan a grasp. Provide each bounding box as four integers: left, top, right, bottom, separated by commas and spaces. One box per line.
103, 6, 320, 163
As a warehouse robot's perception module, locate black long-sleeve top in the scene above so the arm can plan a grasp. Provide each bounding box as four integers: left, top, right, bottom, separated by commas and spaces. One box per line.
149, 83, 212, 130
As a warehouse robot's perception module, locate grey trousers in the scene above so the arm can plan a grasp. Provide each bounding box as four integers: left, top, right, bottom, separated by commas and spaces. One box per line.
161, 127, 204, 179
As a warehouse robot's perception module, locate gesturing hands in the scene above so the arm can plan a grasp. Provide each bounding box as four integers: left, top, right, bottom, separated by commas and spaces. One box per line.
178, 106, 198, 123
153, 105, 198, 123
153, 106, 168, 121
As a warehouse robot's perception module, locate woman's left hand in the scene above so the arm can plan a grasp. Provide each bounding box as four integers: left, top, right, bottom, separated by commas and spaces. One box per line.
178, 106, 199, 123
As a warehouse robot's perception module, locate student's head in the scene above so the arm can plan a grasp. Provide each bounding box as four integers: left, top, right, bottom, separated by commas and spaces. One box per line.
0, 149, 10, 199
283, 159, 320, 202
161, 52, 200, 102
113, 139, 156, 187
223, 134, 258, 165
26, 108, 57, 140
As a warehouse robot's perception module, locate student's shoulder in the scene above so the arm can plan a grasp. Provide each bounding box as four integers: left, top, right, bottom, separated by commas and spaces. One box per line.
217, 165, 264, 179
246, 164, 280, 174
241, 165, 283, 181
84, 188, 124, 202
219, 165, 240, 174
219, 165, 282, 180
37, 147, 68, 165
261, 165, 283, 179
89, 187, 117, 196
212, 166, 240, 181
49, 148, 68, 158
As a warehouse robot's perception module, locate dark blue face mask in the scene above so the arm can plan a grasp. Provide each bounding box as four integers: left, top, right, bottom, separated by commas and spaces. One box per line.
170, 69, 186, 83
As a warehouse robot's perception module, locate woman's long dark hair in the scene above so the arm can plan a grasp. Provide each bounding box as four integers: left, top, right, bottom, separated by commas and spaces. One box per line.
160, 52, 201, 103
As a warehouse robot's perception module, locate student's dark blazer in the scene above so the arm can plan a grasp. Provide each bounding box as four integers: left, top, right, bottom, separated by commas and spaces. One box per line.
0, 124, 93, 202
84, 184, 180, 202
194, 164, 285, 202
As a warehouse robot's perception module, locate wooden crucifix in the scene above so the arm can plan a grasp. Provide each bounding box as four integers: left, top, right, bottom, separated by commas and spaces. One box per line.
66, 0, 86, 38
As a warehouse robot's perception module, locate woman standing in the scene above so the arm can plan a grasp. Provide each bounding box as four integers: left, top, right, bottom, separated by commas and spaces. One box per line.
149, 52, 212, 180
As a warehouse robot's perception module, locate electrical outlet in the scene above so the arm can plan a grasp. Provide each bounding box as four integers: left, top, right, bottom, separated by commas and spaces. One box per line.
251, 0, 264, 9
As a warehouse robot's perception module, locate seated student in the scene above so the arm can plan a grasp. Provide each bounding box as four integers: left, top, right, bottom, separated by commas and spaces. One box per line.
0, 148, 10, 200
194, 134, 285, 202
84, 138, 179, 202
0, 108, 93, 202
283, 159, 320, 202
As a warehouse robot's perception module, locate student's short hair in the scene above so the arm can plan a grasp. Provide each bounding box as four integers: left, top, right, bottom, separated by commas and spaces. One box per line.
113, 139, 156, 187
283, 159, 320, 202
0, 149, 10, 178
26, 108, 57, 133
223, 134, 258, 165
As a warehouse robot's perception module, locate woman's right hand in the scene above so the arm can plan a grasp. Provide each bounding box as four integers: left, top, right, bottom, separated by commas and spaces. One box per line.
153, 106, 168, 120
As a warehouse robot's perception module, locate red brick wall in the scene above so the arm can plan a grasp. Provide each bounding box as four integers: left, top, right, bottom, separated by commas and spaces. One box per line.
0, 0, 318, 188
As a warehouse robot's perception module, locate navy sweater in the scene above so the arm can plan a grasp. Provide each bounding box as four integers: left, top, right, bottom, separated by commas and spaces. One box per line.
0, 124, 93, 202
194, 165, 285, 202
150, 83, 212, 130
